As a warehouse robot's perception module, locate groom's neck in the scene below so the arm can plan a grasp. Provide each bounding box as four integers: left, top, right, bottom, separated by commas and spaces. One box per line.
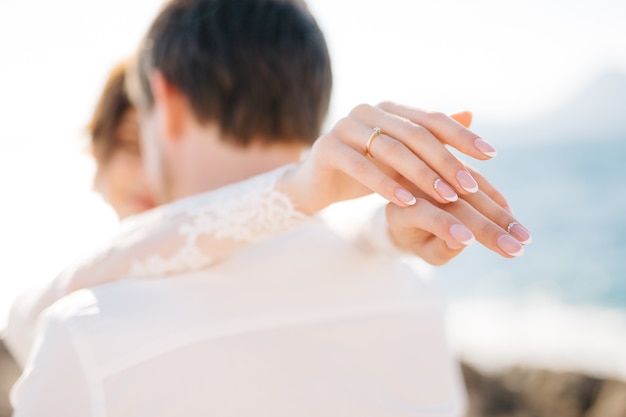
167, 124, 306, 201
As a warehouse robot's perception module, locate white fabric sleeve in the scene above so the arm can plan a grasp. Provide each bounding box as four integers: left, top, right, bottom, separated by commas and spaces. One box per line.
4, 283, 63, 367
10, 310, 92, 417
354, 205, 410, 258
4, 164, 311, 367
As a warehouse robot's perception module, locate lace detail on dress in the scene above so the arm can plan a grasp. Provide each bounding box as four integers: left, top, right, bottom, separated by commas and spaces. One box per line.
128, 165, 310, 277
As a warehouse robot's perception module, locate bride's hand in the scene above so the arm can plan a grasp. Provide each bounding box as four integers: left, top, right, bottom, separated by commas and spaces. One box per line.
282, 102, 499, 213
386, 167, 532, 263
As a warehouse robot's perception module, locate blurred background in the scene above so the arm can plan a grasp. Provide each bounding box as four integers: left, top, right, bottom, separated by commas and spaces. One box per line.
0, 0, 625, 415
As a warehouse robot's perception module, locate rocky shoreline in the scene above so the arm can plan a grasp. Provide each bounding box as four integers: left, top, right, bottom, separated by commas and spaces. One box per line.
1, 339, 625, 417
461, 362, 626, 417
0, 341, 19, 417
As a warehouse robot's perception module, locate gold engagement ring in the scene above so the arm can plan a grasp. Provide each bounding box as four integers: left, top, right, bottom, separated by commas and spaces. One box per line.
366, 127, 382, 158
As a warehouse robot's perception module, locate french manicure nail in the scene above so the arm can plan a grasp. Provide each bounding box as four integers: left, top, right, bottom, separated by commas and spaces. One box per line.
497, 234, 524, 257
507, 222, 533, 245
446, 240, 464, 250
434, 179, 458, 202
456, 170, 479, 193
450, 224, 476, 245
474, 138, 498, 157
395, 188, 416, 206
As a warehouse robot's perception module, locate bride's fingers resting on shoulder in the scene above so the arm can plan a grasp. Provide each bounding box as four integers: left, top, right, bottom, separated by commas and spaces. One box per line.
343, 104, 477, 204
392, 175, 532, 258
281, 129, 420, 214
463, 165, 513, 214
384, 201, 475, 266
421, 161, 531, 247
375, 102, 498, 160
433, 187, 531, 257
283, 103, 499, 213
432, 111, 513, 216
458, 189, 532, 247
342, 103, 500, 204
386, 195, 529, 262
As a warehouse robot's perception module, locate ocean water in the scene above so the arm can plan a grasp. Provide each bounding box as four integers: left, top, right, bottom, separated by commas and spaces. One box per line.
438, 137, 626, 308
435, 137, 626, 379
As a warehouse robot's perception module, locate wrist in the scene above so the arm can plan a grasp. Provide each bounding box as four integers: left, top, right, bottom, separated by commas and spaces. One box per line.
275, 162, 323, 215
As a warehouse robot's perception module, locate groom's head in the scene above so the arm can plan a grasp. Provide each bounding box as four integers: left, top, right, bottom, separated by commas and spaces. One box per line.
127, 0, 331, 203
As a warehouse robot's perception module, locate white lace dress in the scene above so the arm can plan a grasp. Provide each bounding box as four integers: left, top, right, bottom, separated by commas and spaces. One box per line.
4, 165, 395, 366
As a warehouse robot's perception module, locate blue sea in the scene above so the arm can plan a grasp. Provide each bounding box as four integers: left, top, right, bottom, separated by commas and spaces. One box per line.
432, 136, 626, 378
437, 137, 626, 309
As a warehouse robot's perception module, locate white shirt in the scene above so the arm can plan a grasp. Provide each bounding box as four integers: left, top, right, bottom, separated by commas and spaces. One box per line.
11, 222, 466, 417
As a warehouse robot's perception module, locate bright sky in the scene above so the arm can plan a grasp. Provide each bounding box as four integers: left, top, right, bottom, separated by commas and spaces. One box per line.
0, 0, 625, 324
0, 0, 624, 147
311, 0, 626, 122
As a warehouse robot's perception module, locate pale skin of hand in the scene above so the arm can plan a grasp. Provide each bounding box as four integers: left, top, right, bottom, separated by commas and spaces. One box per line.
280, 102, 531, 262
386, 168, 528, 266
385, 114, 532, 264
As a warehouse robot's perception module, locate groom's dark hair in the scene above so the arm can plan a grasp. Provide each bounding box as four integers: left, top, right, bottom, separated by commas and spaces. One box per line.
127, 0, 332, 146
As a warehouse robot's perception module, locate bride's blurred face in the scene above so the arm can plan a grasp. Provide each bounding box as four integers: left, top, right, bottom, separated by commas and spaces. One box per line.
96, 108, 156, 219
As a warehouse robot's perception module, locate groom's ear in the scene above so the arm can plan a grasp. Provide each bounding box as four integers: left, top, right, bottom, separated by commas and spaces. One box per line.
149, 70, 189, 142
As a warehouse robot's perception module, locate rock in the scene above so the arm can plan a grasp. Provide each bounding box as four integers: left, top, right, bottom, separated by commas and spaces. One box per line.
461, 362, 626, 417
0, 340, 19, 417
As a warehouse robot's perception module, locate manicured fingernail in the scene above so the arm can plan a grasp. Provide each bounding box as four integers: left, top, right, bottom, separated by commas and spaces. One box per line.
456, 170, 478, 193
507, 222, 532, 245
503, 205, 514, 215
497, 234, 524, 257
450, 224, 476, 245
446, 240, 464, 250
474, 138, 497, 157
434, 179, 458, 202
395, 188, 416, 206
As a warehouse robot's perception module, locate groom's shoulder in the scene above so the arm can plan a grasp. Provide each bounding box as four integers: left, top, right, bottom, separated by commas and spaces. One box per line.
33, 277, 212, 366
42, 276, 204, 326
35, 284, 131, 342
40, 287, 100, 325
35, 275, 198, 337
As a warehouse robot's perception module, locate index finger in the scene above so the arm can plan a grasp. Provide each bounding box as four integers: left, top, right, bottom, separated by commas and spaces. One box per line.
376, 101, 498, 160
